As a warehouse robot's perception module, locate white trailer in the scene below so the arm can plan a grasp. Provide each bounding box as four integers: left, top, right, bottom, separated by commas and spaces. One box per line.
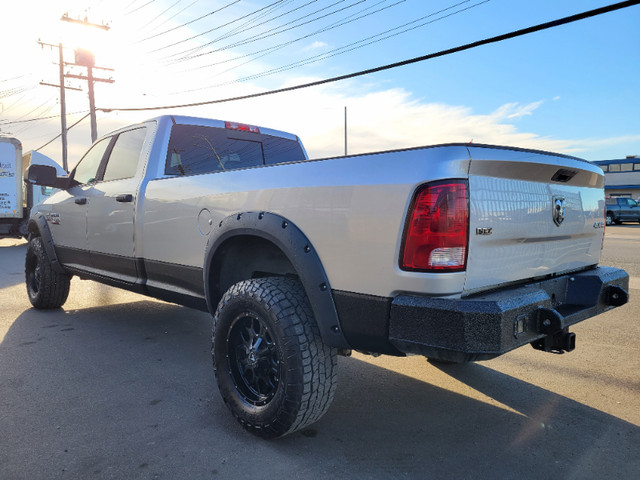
0, 137, 23, 234
0, 138, 66, 238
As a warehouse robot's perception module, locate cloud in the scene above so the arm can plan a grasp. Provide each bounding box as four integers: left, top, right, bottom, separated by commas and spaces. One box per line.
305, 41, 328, 51
224, 85, 637, 160
492, 101, 544, 120
569, 135, 640, 150
230, 86, 569, 158
29, 80, 638, 166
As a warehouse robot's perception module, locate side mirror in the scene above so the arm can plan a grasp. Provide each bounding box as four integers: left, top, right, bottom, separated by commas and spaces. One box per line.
26, 164, 68, 189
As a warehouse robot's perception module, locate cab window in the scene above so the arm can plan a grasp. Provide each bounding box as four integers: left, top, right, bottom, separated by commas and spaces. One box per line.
73, 137, 111, 184
102, 127, 147, 182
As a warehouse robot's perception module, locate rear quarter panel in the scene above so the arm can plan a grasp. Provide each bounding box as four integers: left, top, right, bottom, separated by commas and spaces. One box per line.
140, 146, 472, 298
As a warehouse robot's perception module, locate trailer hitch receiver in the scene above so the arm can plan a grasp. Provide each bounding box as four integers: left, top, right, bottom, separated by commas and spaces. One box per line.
531, 327, 576, 354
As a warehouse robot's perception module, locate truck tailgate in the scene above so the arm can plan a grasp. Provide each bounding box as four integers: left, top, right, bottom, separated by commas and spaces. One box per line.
464, 146, 605, 295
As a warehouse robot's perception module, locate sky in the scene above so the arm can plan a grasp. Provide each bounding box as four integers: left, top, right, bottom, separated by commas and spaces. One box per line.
1, 0, 639, 169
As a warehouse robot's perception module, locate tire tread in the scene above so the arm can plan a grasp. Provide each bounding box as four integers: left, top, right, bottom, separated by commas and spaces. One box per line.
212, 277, 337, 438
25, 236, 70, 309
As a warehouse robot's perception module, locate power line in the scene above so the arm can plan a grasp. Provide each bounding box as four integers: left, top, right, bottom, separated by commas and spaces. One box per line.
125, 0, 158, 16
170, 0, 367, 64
8, 96, 58, 123
197, 0, 296, 51
12, 103, 59, 136
1, 86, 32, 99
36, 113, 92, 151
0, 91, 37, 117
0, 74, 33, 84
136, 0, 242, 43
99, 0, 640, 113
152, 0, 312, 56
139, 0, 183, 31
168, 0, 455, 95
174, 0, 402, 76
0, 110, 90, 126
222, 0, 488, 85
162, 0, 477, 95
141, 0, 200, 36
124, 0, 143, 10
139, 0, 485, 98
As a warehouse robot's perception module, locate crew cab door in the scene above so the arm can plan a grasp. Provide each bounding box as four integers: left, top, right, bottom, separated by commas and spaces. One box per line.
85, 127, 147, 283
50, 136, 112, 269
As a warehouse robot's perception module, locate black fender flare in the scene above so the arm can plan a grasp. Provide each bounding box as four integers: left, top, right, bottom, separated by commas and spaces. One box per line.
203, 211, 349, 349
27, 212, 68, 275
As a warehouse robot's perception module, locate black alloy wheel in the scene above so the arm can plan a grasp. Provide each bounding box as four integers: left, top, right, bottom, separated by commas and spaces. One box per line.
212, 277, 338, 438
226, 312, 281, 407
25, 236, 70, 309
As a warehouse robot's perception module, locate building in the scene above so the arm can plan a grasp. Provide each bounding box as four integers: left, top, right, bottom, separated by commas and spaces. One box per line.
592, 156, 640, 200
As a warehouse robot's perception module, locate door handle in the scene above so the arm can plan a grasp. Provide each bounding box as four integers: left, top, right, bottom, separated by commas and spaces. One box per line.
75, 197, 87, 205
116, 194, 134, 203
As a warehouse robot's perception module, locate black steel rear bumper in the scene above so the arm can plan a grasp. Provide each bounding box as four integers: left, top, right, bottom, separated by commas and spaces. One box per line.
388, 267, 629, 363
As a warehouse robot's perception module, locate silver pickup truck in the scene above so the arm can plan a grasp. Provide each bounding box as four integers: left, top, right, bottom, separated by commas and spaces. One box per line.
25, 115, 629, 438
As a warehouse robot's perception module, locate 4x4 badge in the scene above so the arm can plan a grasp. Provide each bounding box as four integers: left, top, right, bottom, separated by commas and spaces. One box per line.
45, 213, 60, 225
552, 196, 566, 226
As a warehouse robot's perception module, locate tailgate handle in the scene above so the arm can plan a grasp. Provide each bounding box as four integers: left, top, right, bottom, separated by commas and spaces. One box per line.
116, 194, 134, 203
74, 197, 87, 205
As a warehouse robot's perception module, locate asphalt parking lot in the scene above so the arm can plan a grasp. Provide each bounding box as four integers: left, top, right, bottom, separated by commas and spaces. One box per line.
1, 226, 639, 480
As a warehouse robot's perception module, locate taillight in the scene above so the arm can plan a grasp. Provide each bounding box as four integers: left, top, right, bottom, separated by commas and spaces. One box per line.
400, 181, 469, 272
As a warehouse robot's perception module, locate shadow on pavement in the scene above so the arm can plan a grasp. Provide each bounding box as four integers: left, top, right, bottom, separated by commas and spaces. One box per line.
0, 241, 26, 289
1, 301, 638, 479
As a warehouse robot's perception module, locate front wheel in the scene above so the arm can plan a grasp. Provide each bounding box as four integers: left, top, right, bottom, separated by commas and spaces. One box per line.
25, 236, 70, 309
605, 213, 613, 226
212, 277, 338, 438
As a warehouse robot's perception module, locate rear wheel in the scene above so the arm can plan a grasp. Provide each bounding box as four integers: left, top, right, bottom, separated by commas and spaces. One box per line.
212, 277, 337, 438
25, 236, 70, 309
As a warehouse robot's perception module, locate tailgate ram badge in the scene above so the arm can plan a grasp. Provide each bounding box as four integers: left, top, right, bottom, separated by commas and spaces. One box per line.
552, 195, 566, 226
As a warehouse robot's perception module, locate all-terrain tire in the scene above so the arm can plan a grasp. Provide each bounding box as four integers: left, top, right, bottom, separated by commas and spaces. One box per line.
25, 236, 70, 309
212, 277, 338, 438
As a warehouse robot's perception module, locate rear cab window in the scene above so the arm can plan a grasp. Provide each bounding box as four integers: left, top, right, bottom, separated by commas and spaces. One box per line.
165, 124, 305, 176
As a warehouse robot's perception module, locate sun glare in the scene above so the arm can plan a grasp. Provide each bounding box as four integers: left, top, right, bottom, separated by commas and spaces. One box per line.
61, 20, 113, 66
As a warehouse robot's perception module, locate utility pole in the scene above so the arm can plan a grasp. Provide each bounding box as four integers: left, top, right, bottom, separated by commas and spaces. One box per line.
58, 45, 68, 168
65, 51, 114, 143
38, 13, 113, 166
60, 13, 110, 31
61, 14, 112, 143
344, 106, 348, 156
38, 41, 82, 172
